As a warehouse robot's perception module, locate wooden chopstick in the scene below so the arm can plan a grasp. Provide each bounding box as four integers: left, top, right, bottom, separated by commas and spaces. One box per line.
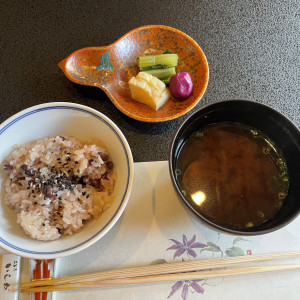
20, 251, 300, 293
21, 263, 300, 293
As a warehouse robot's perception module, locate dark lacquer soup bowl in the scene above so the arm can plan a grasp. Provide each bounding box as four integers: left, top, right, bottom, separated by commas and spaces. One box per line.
169, 99, 300, 235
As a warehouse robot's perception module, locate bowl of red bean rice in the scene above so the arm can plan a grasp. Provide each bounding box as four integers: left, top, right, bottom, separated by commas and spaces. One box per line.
0, 102, 134, 259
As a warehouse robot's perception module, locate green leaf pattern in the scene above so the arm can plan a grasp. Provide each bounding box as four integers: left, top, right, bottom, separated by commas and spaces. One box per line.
200, 242, 222, 255
232, 237, 250, 245
150, 259, 167, 265
225, 246, 245, 257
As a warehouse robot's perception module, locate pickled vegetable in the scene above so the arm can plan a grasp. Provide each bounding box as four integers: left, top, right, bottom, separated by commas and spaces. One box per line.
128, 72, 170, 110
142, 67, 176, 84
169, 72, 193, 99
136, 54, 178, 69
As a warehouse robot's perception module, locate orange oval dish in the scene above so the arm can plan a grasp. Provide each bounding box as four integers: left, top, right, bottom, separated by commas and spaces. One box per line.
58, 25, 209, 122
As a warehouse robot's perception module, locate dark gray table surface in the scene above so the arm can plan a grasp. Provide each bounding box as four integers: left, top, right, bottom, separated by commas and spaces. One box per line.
1, 1, 299, 162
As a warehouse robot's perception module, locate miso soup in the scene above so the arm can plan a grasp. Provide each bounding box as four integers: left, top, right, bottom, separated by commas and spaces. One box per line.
176, 122, 289, 230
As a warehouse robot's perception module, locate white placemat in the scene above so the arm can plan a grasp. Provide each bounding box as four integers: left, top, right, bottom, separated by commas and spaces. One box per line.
1, 161, 300, 299
53, 161, 300, 300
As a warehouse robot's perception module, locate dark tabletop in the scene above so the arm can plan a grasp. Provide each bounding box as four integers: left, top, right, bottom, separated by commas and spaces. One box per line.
1, 1, 299, 162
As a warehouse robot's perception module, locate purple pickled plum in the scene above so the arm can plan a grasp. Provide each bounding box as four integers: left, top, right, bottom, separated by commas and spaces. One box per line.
169, 72, 193, 99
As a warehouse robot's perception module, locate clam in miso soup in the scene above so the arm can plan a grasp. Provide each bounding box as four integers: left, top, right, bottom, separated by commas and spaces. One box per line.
176, 122, 289, 231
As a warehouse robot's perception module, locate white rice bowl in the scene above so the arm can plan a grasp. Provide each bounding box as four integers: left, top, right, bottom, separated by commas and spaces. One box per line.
0, 103, 133, 259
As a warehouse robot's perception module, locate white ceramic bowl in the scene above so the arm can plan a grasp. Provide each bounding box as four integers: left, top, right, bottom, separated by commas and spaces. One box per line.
0, 102, 134, 259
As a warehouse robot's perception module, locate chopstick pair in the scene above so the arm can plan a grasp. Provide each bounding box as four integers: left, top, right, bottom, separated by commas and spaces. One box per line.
20, 251, 300, 293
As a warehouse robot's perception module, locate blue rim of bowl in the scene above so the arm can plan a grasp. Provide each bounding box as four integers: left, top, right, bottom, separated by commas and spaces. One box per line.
0, 104, 132, 256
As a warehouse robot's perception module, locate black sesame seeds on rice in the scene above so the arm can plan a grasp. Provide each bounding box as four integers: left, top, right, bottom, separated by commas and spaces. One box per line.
2, 135, 116, 241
